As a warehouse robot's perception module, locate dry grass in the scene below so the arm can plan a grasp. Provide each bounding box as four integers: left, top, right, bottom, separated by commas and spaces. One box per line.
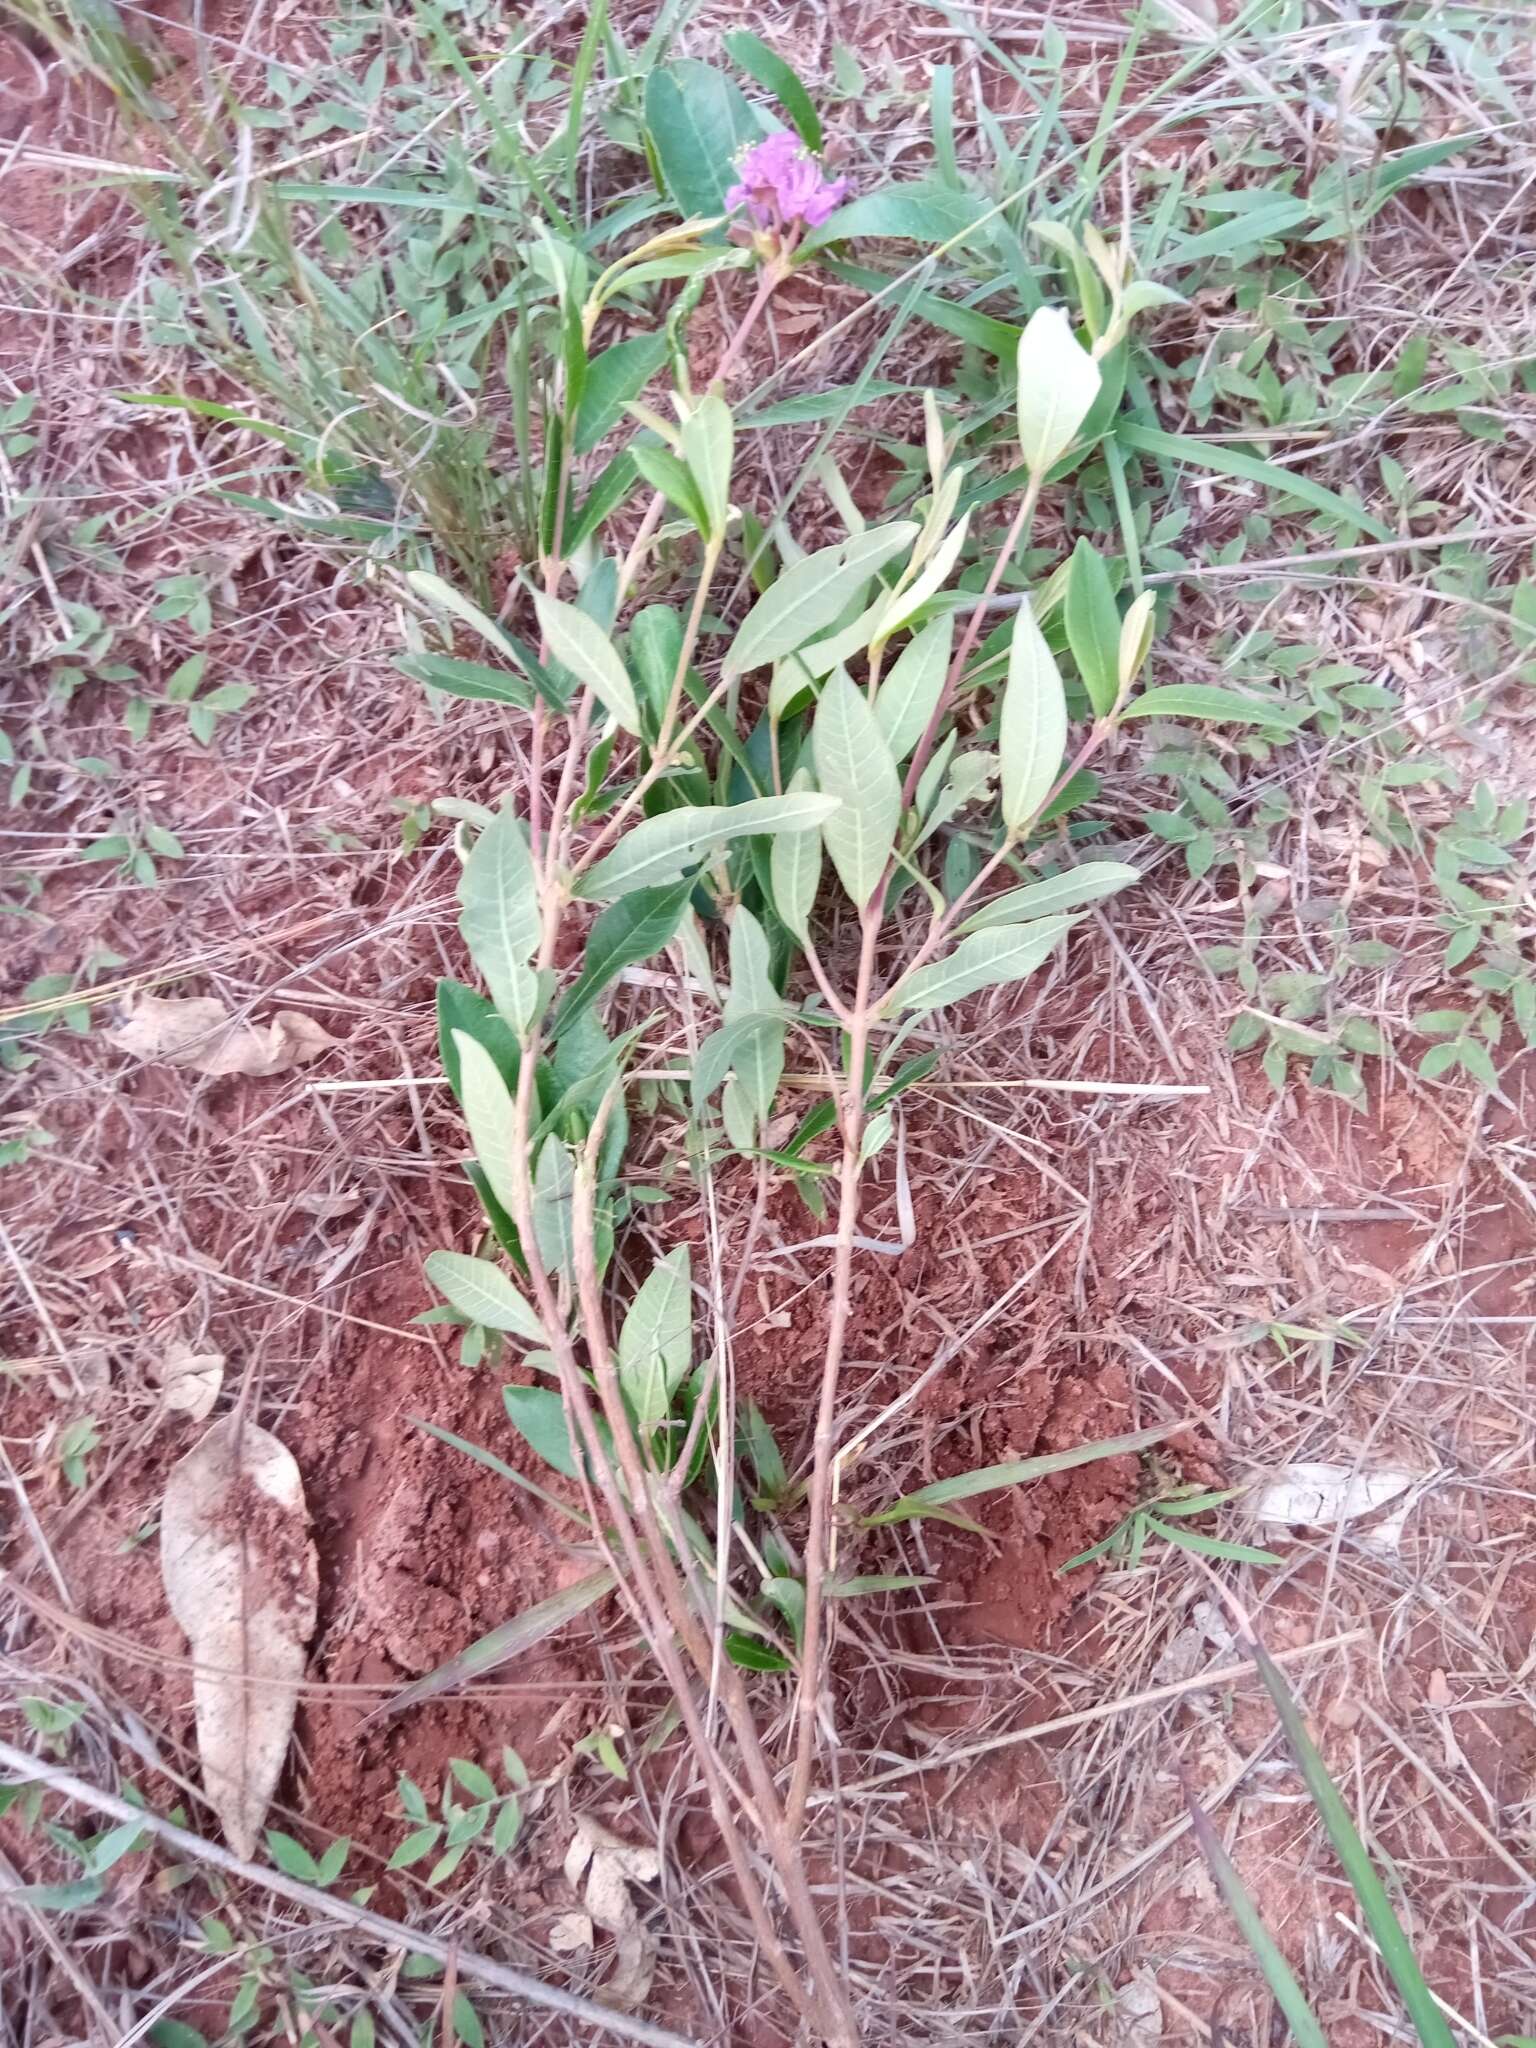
3, 0, 1536, 2042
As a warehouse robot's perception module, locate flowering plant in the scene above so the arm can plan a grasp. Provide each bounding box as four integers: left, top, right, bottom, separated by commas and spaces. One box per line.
726, 131, 849, 238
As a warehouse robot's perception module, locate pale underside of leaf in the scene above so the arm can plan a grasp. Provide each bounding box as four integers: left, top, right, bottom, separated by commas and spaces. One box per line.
425, 1249, 545, 1341
575, 793, 836, 900
892, 916, 1068, 1019
813, 669, 900, 907
459, 809, 541, 1033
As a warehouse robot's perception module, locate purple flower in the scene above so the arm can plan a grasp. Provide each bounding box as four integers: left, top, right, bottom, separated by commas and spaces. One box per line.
726, 132, 849, 233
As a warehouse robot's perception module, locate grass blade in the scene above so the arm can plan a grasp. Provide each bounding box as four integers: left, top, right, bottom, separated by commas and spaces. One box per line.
373, 1565, 615, 1722
1117, 422, 1396, 543
861, 1423, 1180, 1526
1251, 1638, 1458, 2048
1184, 1786, 1331, 2048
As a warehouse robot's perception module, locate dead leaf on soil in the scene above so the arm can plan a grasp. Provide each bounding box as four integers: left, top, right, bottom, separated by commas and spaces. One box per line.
549, 1912, 595, 1954
109, 996, 338, 1078
160, 1414, 317, 1858
152, 1339, 225, 1422
1248, 1460, 1423, 1551
1112, 1975, 1162, 2045
562, 1818, 661, 2009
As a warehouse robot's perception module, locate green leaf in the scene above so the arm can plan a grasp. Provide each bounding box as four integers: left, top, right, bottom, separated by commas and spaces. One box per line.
723, 31, 821, 149
961, 860, 1140, 933
1252, 1639, 1458, 2048
265, 1830, 320, 1882
803, 181, 989, 252
829, 260, 1020, 359
565, 450, 640, 553
1120, 683, 1304, 729
629, 442, 709, 535
381, 1568, 615, 1720
395, 653, 531, 708
453, 1032, 523, 1221
1015, 307, 1102, 478
644, 60, 760, 217
864, 1423, 1178, 1525
826, 1574, 931, 1597
768, 767, 822, 943
625, 605, 684, 737
451, 1994, 485, 2048
723, 1631, 791, 1671
459, 809, 541, 1034
724, 526, 918, 674
692, 1016, 782, 1120
1185, 1792, 1330, 2048
424, 1252, 545, 1342
552, 879, 694, 1034
723, 908, 786, 1120
1148, 1519, 1280, 1566
679, 393, 733, 541
491, 1797, 522, 1855
404, 570, 517, 663
1162, 196, 1316, 266
450, 1758, 498, 1802
502, 1383, 580, 1479
725, 902, 779, 1016
532, 593, 639, 734
998, 596, 1067, 832
738, 1400, 788, 1503
892, 917, 1067, 1020
1064, 540, 1120, 719
873, 613, 951, 763
618, 1247, 692, 1428
576, 793, 836, 899
438, 979, 519, 1104
813, 668, 900, 908
572, 335, 667, 455
1116, 422, 1395, 542
4, 1877, 104, 1911
531, 1137, 574, 1278
150, 2023, 211, 2048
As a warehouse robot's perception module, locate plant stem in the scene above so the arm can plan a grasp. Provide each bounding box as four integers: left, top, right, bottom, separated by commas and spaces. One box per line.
617, 247, 791, 600
785, 900, 880, 1834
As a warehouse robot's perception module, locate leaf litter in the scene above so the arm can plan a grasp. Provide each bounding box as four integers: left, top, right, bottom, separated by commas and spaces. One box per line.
151, 1338, 225, 1422
109, 996, 338, 1077
561, 1817, 663, 2009
160, 1414, 317, 1857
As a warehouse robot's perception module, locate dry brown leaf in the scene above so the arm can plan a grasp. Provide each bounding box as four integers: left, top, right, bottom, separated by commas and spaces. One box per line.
153, 1339, 225, 1422
109, 997, 338, 1078
548, 1912, 595, 1954
561, 1819, 660, 2010
160, 1414, 317, 1857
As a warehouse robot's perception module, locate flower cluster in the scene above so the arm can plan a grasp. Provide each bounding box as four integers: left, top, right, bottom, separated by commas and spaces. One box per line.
726, 133, 849, 235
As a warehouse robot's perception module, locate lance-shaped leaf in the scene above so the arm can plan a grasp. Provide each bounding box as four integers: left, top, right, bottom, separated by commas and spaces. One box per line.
160, 1416, 317, 1858
618, 1248, 693, 1428
890, 916, 1068, 1020
532, 593, 640, 734
575, 792, 836, 900
1015, 306, 1101, 478
424, 1251, 545, 1342
999, 596, 1067, 833
813, 667, 900, 907
459, 809, 541, 1034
